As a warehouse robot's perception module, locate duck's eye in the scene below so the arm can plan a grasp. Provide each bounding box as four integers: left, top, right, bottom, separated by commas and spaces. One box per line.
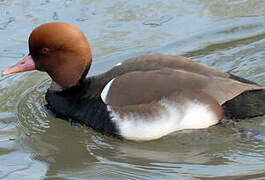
41, 48, 49, 55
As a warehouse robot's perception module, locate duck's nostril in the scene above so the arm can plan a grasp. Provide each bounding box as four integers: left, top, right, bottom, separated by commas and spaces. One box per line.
20, 61, 25, 65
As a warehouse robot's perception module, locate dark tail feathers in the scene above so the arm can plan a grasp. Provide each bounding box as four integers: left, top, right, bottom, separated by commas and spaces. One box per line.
222, 89, 265, 119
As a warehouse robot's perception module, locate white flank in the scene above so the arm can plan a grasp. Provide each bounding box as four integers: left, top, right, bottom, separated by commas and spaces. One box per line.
101, 78, 115, 103
108, 100, 219, 141
115, 62, 122, 66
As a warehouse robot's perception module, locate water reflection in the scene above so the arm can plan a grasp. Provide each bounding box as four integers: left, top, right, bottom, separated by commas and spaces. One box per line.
198, 0, 265, 18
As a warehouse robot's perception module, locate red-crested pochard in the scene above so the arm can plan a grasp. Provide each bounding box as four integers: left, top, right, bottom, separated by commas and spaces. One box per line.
2, 22, 265, 140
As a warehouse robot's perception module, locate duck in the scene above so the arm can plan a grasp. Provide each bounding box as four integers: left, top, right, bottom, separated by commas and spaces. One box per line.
2, 22, 265, 141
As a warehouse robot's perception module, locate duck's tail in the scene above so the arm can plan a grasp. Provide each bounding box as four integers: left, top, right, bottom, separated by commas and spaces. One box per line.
222, 89, 265, 119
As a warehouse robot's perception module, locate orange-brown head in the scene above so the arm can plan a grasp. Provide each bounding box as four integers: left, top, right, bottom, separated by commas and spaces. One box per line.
2, 22, 92, 87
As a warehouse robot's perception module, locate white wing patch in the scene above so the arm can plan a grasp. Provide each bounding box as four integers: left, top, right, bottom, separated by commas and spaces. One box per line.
101, 78, 115, 104
108, 100, 219, 141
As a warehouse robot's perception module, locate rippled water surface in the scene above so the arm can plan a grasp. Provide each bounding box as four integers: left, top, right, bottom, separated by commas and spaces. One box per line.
0, 0, 265, 179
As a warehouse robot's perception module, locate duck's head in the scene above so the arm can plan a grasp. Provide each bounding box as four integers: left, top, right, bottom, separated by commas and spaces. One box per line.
2, 22, 92, 87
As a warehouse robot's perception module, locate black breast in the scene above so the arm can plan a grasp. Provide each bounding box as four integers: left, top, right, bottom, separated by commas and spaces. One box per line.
45, 83, 121, 139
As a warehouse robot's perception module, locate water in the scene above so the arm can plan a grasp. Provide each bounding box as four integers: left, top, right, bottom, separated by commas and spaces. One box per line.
0, 0, 265, 179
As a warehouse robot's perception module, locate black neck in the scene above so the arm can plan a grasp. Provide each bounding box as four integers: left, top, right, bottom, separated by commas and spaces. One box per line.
45, 61, 121, 138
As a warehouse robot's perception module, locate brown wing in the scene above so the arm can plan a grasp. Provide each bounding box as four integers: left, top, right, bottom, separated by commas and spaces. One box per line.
106, 54, 259, 86
110, 89, 224, 121
104, 68, 263, 106
109, 54, 229, 78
